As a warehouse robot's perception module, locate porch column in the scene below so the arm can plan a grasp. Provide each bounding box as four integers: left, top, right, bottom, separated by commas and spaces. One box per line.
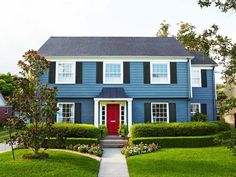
94, 99, 99, 127
127, 99, 133, 131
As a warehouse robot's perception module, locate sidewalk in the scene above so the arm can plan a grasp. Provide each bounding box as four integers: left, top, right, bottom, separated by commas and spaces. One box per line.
0, 142, 12, 153
98, 148, 129, 177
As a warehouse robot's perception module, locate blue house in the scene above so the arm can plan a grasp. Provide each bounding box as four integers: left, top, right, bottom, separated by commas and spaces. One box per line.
39, 37, 217, 134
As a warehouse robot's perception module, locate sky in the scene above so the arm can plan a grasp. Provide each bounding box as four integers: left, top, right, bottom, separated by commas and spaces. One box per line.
0, 0, 235, 83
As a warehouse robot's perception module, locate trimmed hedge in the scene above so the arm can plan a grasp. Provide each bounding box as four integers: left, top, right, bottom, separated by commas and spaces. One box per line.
131, 122, 222, 138
52, 123, 101, 139
130, 135, 218, 148
45, 137, 98, 148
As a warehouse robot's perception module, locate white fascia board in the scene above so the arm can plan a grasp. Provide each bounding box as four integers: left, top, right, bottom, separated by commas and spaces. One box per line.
191, 66, 214, 70
45, 56, 194, 62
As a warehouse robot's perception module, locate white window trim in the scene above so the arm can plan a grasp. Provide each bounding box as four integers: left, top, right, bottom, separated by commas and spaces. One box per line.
103, 61, 123, 84
100, 104, 107, 126
151, 102, 169, 123
190, 103, 201, 114
55, 61, 76, 84
57, 102, 75, 123
120, 104, 127, 125
191, 68, 202, 87
150, 61, 170, 84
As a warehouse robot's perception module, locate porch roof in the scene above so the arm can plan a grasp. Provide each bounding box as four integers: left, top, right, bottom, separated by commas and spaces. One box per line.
96, 88, 129, 98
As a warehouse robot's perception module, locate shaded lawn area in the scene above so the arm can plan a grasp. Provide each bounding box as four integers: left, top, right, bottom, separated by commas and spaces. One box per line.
127, 147, 236, 177
0, 149, 100, 177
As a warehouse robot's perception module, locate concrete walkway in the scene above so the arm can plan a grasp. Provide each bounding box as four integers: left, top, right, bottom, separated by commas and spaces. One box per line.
0, 142, 12, 153
98, 148, 129, 177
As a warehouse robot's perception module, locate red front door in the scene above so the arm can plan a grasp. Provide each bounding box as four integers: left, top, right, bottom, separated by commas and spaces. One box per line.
107, 104, 120, 135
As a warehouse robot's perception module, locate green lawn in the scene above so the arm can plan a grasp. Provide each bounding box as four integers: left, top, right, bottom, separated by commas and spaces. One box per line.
127, 147, 236, 177
0, 149, 100, 177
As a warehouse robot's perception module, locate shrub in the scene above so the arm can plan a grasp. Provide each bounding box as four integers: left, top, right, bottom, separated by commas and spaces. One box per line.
131, 122, 220, 138
121, 142, 159, 157
216, 120, 231, 131
22, 151, 49, 159
215, 129, 236, 156
52, 123, 101, 139
45, 137, 98, 148
130, 135, 217, 148
98, 125, 108, 138
73, 144, 103, 157
118, 124, 128, 137
191, 113, 208, 122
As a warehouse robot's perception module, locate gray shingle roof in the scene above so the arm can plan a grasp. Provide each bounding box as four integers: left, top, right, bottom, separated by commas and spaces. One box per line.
191, 51, 217, 66
96, 88, 129, 98
38, 37, 191, 57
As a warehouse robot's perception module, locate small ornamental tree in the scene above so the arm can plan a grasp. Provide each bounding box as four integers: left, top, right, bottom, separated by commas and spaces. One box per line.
7, 50, 58, 158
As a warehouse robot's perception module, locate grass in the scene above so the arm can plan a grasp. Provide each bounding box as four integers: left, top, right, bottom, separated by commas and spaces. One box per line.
127, 147, 236, 177
0, 149, 100, 177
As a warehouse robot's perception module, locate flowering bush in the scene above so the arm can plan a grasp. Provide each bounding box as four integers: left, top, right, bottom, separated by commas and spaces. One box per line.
121, 142, 159, 157
72, 144, 103, 157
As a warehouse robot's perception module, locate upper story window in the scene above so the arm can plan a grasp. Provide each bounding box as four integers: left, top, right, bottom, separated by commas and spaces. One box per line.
104, 62, 123, 84
151, 62, 170, 84
151, 103, 169, 123
57, 103, 75, 123
56, 62, 75, 84
191, 103, 201, 114
191, 68, 201, 87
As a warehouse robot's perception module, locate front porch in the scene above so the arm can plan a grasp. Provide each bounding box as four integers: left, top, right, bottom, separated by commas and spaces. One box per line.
93, 88, 133, 134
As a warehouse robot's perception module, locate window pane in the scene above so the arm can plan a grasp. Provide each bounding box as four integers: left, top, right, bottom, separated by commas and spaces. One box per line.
152, 64, 168, 83
58, 103, 74, 123
191, 104, 200, 114
152, 103, 168, 123
57, 63, 74, 83
105, 63, 121, 82
191, 69, 201, 87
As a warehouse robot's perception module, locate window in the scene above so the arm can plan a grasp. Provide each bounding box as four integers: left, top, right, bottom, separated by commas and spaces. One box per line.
57, 103, 74, 123
120, 105, 126, 124
4, 108, 8, 114
104, 62, 123, 84
151, 103, 169, 123
101, 105, 106, 125
151, 62, 170, 84
56, 62, 75, 84
191, 103, 201, 114
191, 68, 201, 87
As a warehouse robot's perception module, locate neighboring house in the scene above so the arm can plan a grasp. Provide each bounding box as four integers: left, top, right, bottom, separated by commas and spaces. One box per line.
38, 37, 217, 134
0, 93, 12, 123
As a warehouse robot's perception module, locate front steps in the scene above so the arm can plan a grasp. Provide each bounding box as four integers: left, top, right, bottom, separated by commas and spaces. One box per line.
100, 135, 128, 148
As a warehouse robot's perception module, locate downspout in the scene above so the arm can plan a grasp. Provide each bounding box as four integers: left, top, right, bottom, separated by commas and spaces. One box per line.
212, 66, 217, 121
187, 58, 192, 122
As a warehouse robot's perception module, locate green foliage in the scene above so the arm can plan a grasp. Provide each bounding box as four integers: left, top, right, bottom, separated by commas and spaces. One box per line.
156, 20, 170, 37
71, 144, 103, 157
52, 123, 101, 139
45, 137, 98, 148
121, 142, 159, 157
216, 120, 231, 131
215, 129, 236, 156
191, 113, 208, 122
131, 122, 220, 138
130, 135, 217, 148
198, 0, 236, 12
6, 50, 58, 157
0, 73, 17, 97
118, 124, 128, 137
22, 151, 49, 159
98, 125, 108, 138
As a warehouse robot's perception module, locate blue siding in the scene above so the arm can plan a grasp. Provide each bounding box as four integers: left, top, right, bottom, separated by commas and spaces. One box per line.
57, 98, 94, 124
41, 62, 189, 98
132, 99, 189, 123
191, 69, 216, 120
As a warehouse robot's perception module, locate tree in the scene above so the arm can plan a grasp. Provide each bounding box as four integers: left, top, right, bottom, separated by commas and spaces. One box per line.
156, 20, 170, 37
7, 50, 58, 158
0, 73, 17, 97
198, 0, 236, 12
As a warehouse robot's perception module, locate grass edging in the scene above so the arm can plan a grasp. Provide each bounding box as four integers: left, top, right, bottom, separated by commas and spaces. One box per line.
130, 135, 218, 147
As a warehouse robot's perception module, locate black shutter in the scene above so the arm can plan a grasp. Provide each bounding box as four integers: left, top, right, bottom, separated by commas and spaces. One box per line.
169, 103, 176, 122
76, 62, 82, 84
123, 62, 130, 84
143, 62, 150, 84
75, 103, 81, 123
48, 62, 56, 84
170, 62, 177, 84
201, 104, 207, 115
144, 103, 151, 123
96, 62, 103, 83
201, 69, 207, 87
